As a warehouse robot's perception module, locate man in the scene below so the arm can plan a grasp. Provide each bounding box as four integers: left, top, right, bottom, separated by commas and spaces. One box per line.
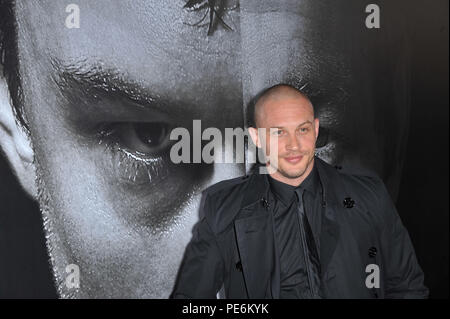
0, 0, 418, 298
171, 84, 428, 298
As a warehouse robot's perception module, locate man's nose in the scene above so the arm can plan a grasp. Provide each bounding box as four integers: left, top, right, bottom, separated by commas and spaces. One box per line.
286, 135, 301, 151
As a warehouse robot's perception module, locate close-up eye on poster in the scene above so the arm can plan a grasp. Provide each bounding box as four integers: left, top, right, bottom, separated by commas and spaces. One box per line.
0, 0, 448, 308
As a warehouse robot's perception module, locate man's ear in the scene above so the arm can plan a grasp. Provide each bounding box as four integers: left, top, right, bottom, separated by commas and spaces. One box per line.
0, 73, 37, 199
248, 126, 261, 148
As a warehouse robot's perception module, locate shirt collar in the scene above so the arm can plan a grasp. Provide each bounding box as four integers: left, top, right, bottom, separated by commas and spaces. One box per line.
268, 160, 321, 206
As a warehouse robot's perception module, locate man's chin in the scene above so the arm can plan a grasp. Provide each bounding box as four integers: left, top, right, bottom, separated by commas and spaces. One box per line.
279, 155, 316, 178
278, 166, 307, 179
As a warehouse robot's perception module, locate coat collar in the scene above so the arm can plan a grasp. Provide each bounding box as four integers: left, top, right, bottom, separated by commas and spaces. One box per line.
240, 156, 343, 209
235, 156, 343, 298
268, 161, 321, 206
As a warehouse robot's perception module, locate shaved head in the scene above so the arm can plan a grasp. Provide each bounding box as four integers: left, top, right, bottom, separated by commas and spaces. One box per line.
253, 84, 314, 127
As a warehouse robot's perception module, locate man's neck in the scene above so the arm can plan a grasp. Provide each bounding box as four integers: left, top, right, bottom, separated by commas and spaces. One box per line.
268, 158, 315, 187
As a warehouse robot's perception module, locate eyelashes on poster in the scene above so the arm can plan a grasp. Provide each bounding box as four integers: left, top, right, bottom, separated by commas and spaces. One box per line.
0, 0, 444, 300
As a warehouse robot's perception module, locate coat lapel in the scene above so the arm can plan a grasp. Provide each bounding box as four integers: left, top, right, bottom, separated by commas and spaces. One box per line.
234, 173, 280, 299
320, 206, 340, 279
315, 158, 343, 280
235, 212, 275, 298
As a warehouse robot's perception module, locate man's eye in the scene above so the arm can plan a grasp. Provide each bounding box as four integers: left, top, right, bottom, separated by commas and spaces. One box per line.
101, 122, 172, 156
272, 130, 283, 136
123, 122, 170, 154
299, 127, 310, 134
97, 121, 175, 185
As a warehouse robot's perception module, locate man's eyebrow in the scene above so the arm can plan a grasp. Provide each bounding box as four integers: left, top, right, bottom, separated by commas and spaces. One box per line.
270, 121, 313, 129
49, 57, 171, 115
297, 120, 313, 127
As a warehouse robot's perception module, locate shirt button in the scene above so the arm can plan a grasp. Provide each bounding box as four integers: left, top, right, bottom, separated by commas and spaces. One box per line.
260, 198, 270, 209
343, 197, 355, 208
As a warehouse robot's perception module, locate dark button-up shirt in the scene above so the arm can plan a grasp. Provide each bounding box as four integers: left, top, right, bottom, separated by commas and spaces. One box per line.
268, 162, 323, 298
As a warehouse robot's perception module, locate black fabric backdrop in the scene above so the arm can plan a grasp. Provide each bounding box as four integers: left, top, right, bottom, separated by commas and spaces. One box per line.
0, 0, 448, 298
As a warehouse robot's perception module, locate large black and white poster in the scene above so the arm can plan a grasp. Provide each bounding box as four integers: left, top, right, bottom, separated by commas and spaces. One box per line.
0, 0, 448, 299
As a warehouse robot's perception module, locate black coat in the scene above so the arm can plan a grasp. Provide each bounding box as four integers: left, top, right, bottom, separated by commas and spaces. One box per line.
171, 157, 428, 299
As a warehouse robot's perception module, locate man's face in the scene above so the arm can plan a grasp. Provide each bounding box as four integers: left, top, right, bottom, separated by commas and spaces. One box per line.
15, 0, 243, 298
257, 96, 319, 181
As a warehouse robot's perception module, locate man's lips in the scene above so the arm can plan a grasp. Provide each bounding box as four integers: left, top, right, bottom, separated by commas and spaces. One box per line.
284, 155, 303, 164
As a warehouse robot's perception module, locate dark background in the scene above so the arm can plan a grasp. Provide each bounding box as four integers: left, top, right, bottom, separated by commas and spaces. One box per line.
0, 1, 448, 298
395, 0, 448, 299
